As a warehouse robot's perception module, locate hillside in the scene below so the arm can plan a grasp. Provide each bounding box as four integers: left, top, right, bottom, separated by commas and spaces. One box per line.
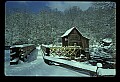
5, 2, 116, 48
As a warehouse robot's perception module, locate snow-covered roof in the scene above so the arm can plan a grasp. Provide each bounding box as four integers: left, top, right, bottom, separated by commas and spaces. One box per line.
61, 27, 89, 39
61, 27, 75, 37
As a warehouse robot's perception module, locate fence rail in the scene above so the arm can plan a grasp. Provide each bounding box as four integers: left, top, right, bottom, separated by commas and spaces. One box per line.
41, 44, 90, 60
10, 44, 36, 65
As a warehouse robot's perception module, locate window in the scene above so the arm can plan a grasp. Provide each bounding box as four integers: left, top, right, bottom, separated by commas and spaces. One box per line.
65, 38, 68, 41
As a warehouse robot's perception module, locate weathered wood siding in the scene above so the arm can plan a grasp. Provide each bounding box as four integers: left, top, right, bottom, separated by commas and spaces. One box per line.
81, 36, 89, 50
62, 36, 68, 47
68, 29, 81, 46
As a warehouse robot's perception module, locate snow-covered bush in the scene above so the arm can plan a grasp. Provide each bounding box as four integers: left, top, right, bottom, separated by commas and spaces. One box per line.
89, 38, 116, 68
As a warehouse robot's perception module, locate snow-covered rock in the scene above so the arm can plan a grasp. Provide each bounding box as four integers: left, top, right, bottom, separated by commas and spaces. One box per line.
102, 38, 112, 43
97, 63, 102, 68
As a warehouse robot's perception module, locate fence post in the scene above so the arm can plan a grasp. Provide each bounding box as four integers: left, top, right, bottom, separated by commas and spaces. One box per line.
96, 63, 103, 77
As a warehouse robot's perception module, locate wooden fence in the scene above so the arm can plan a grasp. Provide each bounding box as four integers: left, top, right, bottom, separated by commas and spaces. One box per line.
41, 44, 90, 61
10, 44, 36, 65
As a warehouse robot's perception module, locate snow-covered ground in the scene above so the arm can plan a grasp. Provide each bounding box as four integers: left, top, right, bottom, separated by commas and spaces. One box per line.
4, 50, 10, 62
97, 68, 116, 76
44, 56, 97, 72
4, 46, 90, 77
4, 46, 115, 77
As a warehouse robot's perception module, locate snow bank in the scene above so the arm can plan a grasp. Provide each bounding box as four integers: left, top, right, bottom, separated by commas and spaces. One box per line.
97, 68, 116, 76
4, 50, 10, 62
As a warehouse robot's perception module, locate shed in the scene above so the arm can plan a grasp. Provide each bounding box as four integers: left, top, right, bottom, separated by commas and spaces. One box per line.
61, 27, 90, 50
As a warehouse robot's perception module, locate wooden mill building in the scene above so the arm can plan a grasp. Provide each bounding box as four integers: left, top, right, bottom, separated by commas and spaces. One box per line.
61, 27, 90, 51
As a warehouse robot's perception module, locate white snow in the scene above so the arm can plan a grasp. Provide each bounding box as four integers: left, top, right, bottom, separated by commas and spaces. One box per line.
61, 27, 89, 39
44, 56, 116, 76
103, 45, 111, 49
102, 38, 112, 43
42, 44, 53, 47
5, 50, 10, 62
10, 52, 16, 55
10, 45, 24, 48
97, 68, 116, 76
44, 56, 97, 72
10, 44, 34, 48
5, 47, 91, 76
42, 44, 62, 48
18, 60, 24, 64
97, 63, 102, 68
61, 27, 75, 37
36, 46, 41, 50
10, 58, 19, 62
